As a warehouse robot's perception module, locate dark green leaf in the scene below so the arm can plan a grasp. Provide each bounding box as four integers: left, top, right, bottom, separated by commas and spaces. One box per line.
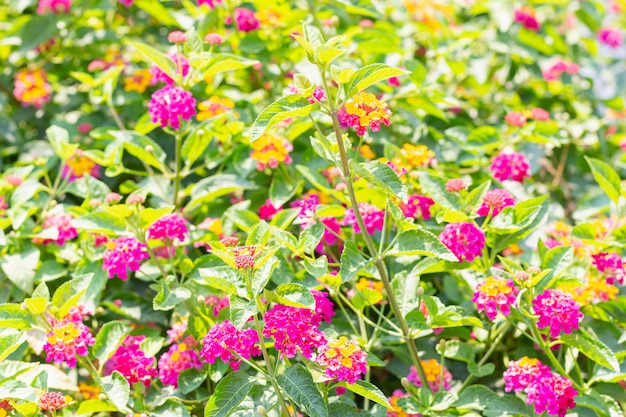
277, 365, 327, 417
204, 372, 255, 417
561, 333, 620, 372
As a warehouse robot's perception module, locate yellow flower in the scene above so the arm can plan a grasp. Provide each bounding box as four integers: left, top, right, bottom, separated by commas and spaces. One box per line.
14, 68, 52, 108
480, 276, 516, 298
355, 278, 384, 294
343, 92, 392, 136
360, 144, 376, 159
256, 7, 284, 28
78, 383, 101, 400
250, 133, 293, 170
197, 96, 237, 121
421, 358, 444, 384
393, 143, 434, 170
124, 69, 152, 94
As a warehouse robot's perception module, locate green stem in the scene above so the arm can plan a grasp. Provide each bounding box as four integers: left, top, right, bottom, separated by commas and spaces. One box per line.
173, 133, 182, 209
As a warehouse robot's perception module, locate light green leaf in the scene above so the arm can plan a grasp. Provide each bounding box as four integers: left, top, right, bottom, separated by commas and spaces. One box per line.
265, 283, 315, 309
351, 160, 407, 202
134, 0, 181, 26
128, 41, 176, 80
203, 53, 259, 78
188, 175, 257, 210
250, 95, 317, 142
73, 211, 127, 234
0, 304, 35, 329
178, 367, 208, 395
278, 365, 327, 417
153, 276, 192, 311
345, 64, 408, 97
46, 125, 78, 160
0, 332, 26, 362
340, 241, 370, 283
0, 247, 40, 293
585, 156, 622, 204
51, 273, 94, 318
339, 380, 391, 408
77, 399, 118, 415
304, 256, 328, 277
204, 372, 255, 417
24, 297, 47, 316
561, 333, 620, 372
92, 321, 132, 371
102, 371, 130, 412
10, 180, 43, 207
111, 130, 168, 172
453, 385, 498, 411
418, 172, 462, 210
392, 271, 419, 318
392, 229, 458, 261
229, 296, 258, 329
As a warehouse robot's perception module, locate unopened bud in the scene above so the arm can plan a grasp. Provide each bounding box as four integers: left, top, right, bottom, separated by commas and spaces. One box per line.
401, 377, 410, 390
99, 393, 107, 400
416, 287, 425, 297
256, 405, 266, 415
527, 266, 541, 275
197, 295, 206, 304
145, 145, 154, 153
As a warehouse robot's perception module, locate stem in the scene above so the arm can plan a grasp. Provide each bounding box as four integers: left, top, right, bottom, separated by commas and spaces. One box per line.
108, 95, 126, 131
173, 133, 182, 208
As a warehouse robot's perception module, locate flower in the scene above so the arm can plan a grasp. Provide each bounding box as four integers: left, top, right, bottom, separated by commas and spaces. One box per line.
127, 194, 145, 204
387, 389, 420, 417
542, 60, 579, 81
318, 217, 342, 252
150, 52, 190, 85
200, 321, 261, 370
105, 192, 122, 204
392, 143, 435, 171
168, 31, 187, 44
102, 237, 150, 281
490, 152, 531, 182
148, 85, 196, 130
526, 372, 577, 417
591, 252, 625, 285
205, 295, 230, 316
598, 28, 623, 48
78, 383, 101, 399
197, 96, 235, 121
401, 194, 434, 220
343, 202, 385, 235
558, 276, 618, 306
505, 111, 527, 126
439, 222, 485, 262
340, 92, 392, 136
124, 69, 153, 93
259, 199, 282, 220
197, 0, 222, 8
62, 150, 100, 182
531, 108, 550, 121
446, 178, 466, 192
39, 213, 78, 245
312, 290, 335, 324
118, 0, 133, 7
292, 194, 319, 227
166, 318, 188, 343
13, 68, 52, 108
407, 359, 452, 392
514, 7, 539, 31
477, 189, 515, 217
234, 8, 260, 32
39, 392, 71, 411
316, 336, 367, 384
148, 214, 189, 242
105, 336, 158, 386
356, 278, 384, 294
503, 356, 552, 393
250, 133, 293, 170
233, 245, 263, 269
263, 304, 326, 358
472, 276, 519, 320
532, 289, 583, 338
37, 0, 71, 14
158, 336, 203, 387
204, 33, 224, 45
43, 311, 95, 368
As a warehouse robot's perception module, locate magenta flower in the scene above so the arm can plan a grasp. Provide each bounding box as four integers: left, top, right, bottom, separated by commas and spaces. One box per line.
343, 202, 384, 235
472, 276, 519, 320
514, 8, 539, 31
148, 213, 189, 242
150, 52, 190, 85
542, 60, 579, 81
158, 336, 202, 387
526, 372, 577, 417
233, 8, 260, 32
258, 199, 282, 220
197, 0, 222, 9
166, 318, 188, 343
477, 189, 515, 217
490, 152, 531, 182
316, 337, 367, 384
200, 321, 261, 370
205, 295, 230, 316
37, 0, 71, 14
592, 252, 625, 284
263, 305, 326, 359
407, 360, 452, 393
292, 194, 319, 227
532, 289, 583, 338
102, 236, 150, 281
401, 194, 434, 220
318, 217, 342, 252
118, 0, 133, 7
61, 149, 101, 182
43, 309, 95, 368
598, 28, 623, 48
312, 290, 335, 324
105, 335, 158, 386
439, 222, 485, 262
39, 213, 78, 246
503, 357, 552, 393
149, 85, 196, 130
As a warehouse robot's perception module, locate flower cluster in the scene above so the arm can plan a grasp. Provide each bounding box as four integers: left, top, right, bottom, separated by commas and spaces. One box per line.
197, 0, 222, 9
505, 111, 527, 127
387, 389, 420, 417
514, 7, 539, 31
158, 336, 202, 387
102, 236, 150, 280
439, 222, 485, 262
234, 8, 260, 32
504, 357, 577, 417
13, 68, 52, 108
407, 359, 452, 392
401, 194, 434, 220
259, 199, 282, 220
312, 290, 335, 324
233, 245, 263, 269
263, 304, 327, 359
62, 149, 100, 182
39, 213, 78, 246
592, 252, 625, 285
148, 214, 189, 242
472, 276, 519, 320
532, 289, 583, 338
490, 152, 531, 182
124, 69, 153, 93
37, 0, 71, 14
477, 189, 515, 217
341, 92, 392, 136
343, 202, 385, 235
292, 194, 319, 227
316, 336, 367, 384
542, 60, 579, 82
250, 133, 293, 170
39, 392, 71, 411
598, 28, 623, 48
558, 276, 619, 307
149, 85, 196, 130
200, 321, 261, 370
105, 335, 158, 386
43, 308, 95, 368
197, 96, 236, 121
446, 178, 466, 192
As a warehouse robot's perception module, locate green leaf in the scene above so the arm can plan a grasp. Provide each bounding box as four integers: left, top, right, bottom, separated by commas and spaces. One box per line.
184, 27, 203, 54
19, 14, 59, 52
392, 271, 419, 318
24, 297, 47, 316
315, 44, 346, 67
352, 287, 383, 310
0, 332, 26, 362
0, 379, 37, 402
188, 175, 257, 210
128, 41, 176, 80
0, 247, 40, 293
250, 259, 279, 297
182, 124, 213, 167
303, 256, 328, 277
229, 296, 258, 329
10, 180, 43, 208
296, 223, 325, 256
203, 53, 259, 78
488, 195, 548, 234
453, 385, 498, 411
277, 365, 328, 417
153, 400, 191, 417
437, 340, 475, 364
141, 207, 174, 229
46, 125, 78, 160
339, 380, 392, 408
246, 221, 271, 246
345, 64, 408, 97
102, 371, 130, 412
536, 245, 573, 291
423, 296, 483, 328
561, 333, 620, 372
92, 321, 132, 371
134, 0, 181, 26
66, 176, 112, 200
73, 211, 127, 234
204, 372, 255, 417
392, 229, 458, 261
250, 95, 316, 142
418, 172, 462, 210
518, 28, 553, 55
265, 283, 315, 309
178, 367, 208, 395
76, 400, 118, 415
340, 241, 370, 283
327, 403, 373, 416
351, 160, 407, 202
153, 276, 192, 311
51, 273, 94, 318
111, 131, 168, 172
465, 181, 491, 212
484, 394, 534, 417
270, 173, 302, 207
585, 156, 622, 204
333, 0, 379, 18
468, 362, 495, 377
0, 304, 34, 329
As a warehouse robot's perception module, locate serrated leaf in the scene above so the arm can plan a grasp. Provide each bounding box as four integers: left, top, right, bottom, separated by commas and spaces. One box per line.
229, 296, 258, 329
73, 211, 127, 234
392, 229, 458, 261
153, 276, 192, 311
24, 297, 47, 315
266, 283, 315, 309
250, 95, 316, 142
128, 41, 176, 81
178, 367, 208, 395
351, 160, 407, 202
339, 380, 391, 408
585, 156, 622, 204
345, 64, 408, 97
51, 273, 93, 318
561, 333, 620, 372
102, 371, 130, 412
0, 247, 40, 293
418, 172, 463, 210
92, 321, 132, 371
204, 372, 255, 417
277, 365, 328, 417
0, 332, 26, 362
465, 181, 491, 212
340, 241, 370, 283
484, 394, 534, 417
0, 304, 34, 329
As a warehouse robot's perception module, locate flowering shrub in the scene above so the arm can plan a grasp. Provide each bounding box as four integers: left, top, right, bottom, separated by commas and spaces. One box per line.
0, 1, 625, 417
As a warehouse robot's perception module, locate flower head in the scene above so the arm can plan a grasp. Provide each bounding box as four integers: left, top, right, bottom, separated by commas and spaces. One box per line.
503, 356, 552, 393
341, 92, 392, 136
200, 321, 261, 370
158, 336, 202, 387
166, 318, 188, 343
43, 310, 95, 368
439, 222, 485, 262
531, 108, 550, 121
124, 69, 153, 93
312, 290, 335, 324
259, 199, 282, 220
103, 236, 150, 281
148, 214, 189, 243
13, 68, 52, 108
401, 194, 434, 220
292, 194, 319, 227
233, 8, 260, 32
204, 33, 224, 45
514, 7, 539, 31
233, 245, 262, 269
118, 0, 133, 7
316, 337, 367, 384
150, 52, 190, 85
543, 60, 579, 81
37, 0, 71, 14
598, 28, 623, 48
39, 392, 71, 411
490, 152, 531, 182
105, 335, 158, 386
39, 213, 78, 246
343, 202, 385, 235
197, 96, 235, 121
532, 289, 583, 338
526, 372, 577, 417
407, 359, 452, 392
62, 150, 100, 182
250, 133, 293, 170
505, 111, 527, 126
263, 305, 326, 359
168, 31, 187, 44
477, 189, 515, 217
197, 0, 222, 8
149, 85, 196, 130
472, 276, 519, 320
446, 178, 466, 192
591, 252, 625, 285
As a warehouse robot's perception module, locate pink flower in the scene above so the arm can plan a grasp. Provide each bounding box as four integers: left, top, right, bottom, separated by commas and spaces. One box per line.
78, 123, 93, 134
13, 68, 52, 108
150, 52, 190, 85
205, 295, 230, 316
598, 28, 623, 48
166, 319, 188, 343
105, 336, 158, 386
490, 152, 531, 182
472, 276, 519, 320
118, 0, 133, 7
292, 194, 319, 227
39, 213, 78, 246
343, 202, 385, 235
316, 337, 367, 384
263, 305, 326, 359
204, 33, 224, 45
477, 189, 515, 217
514, 8, 540, 31
505, 111, 527, 126
401, 195, 434, 220
446, 178, 466, 192
102, 236, 150, 281
43, 309, 95, 368
259, 199, 282, 220
543, 61, 579, 81
532, 290, 583, 338
148, 214, 189, 242
591, 252, 625, 284
62, 149, 101, 182
526, 372, 577, 417
200, 321, 261, 370
407, 359, 452, 392
149, 85, 196, 130
234, 8, 260, 32
531, 108, 550, 121
127, 194, 145, 204
39, 392, 69, 411
37, 0, 71, 14
105, 192, 122, 204
168, 31, 187, 44
504, 357, 552, 393
6, 174, 23, 186
439, 222, 485, 262
197, 0, 222, 9
312, 290, 335, 324
158, 336, 202, 387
